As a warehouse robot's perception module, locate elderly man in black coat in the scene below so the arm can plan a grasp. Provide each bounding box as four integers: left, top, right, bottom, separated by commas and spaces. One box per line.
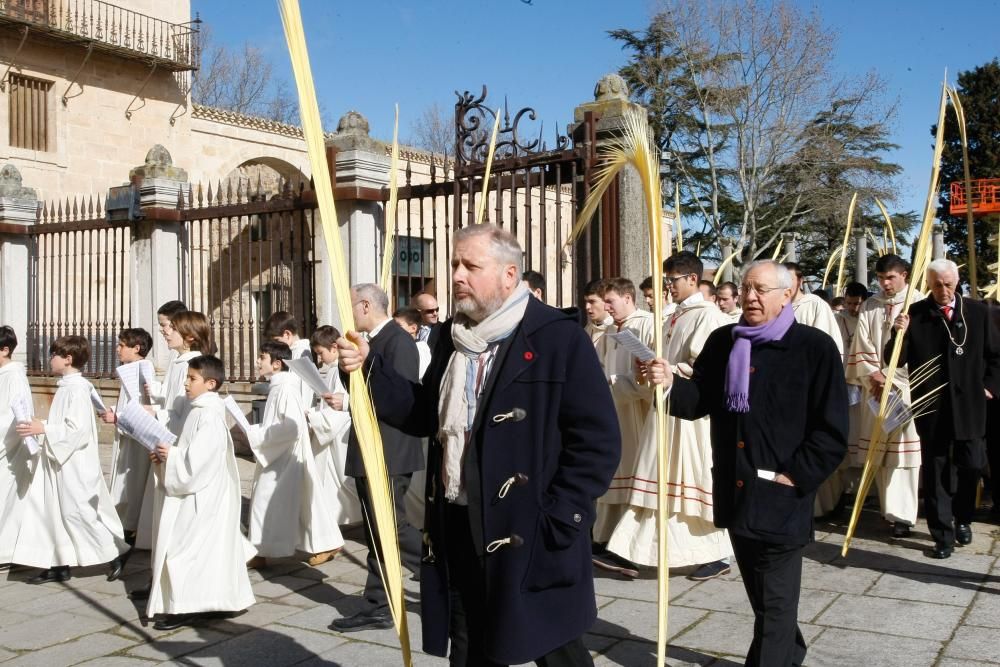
337, 224, 620, 666
649, 259, 848, 667
890, 259, 1000, 558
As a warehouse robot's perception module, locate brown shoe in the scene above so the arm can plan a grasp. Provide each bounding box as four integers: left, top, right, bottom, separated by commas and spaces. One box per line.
307, 548, 341, 566
246, 556, 267, 570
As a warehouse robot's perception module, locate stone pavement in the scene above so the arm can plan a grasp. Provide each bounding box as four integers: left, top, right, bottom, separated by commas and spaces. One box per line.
1, 451, 998, 666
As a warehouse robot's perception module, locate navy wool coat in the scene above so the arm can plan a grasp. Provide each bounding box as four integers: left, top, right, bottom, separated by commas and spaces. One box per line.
364, 297, 621, 664
671, 322, 848, 545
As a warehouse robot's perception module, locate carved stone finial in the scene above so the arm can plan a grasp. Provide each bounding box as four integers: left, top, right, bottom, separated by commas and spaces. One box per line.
144, 144, 173, 166
594, 74, 629, 102
337, 111, 370, 137
0, 164, 37, 199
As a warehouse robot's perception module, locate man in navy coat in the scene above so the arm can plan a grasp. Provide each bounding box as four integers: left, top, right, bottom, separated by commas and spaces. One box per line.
649, 260, 848, 667
337, 224, 620, 666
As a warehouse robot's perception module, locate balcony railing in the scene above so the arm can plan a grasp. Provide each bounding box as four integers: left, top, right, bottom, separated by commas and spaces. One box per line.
0, 0, 200, 71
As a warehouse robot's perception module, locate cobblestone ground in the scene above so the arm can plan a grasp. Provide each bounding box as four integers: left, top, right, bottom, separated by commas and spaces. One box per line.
1, 449, 998, 666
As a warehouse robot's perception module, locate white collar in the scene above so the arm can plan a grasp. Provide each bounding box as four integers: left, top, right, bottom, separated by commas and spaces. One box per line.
368, 317, 391, 340
680, 292, 704, 308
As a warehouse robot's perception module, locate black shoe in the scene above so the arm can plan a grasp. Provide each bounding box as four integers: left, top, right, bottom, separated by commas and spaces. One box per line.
955, 523, 972, 545
929, 543, 953, 559
107, 551, 131, 582
27, 566, 70, 584
329, 609, 393, 632
891, 522, 912, 539
127, 586, 151, 601
689, 560, 731, 581
153, 613, 203, 631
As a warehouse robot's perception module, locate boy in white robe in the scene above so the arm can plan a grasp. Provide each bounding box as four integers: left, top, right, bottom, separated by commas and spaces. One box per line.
607, 253, 732, 580
306, 326, 362, 527
0, 326, 39, 567
147, 355, 255, 631
264, 311, 315, 406
246, 341, 343, 567
15, 335, 128, 583
101, 328, 155, 542
846, 255, 922, 537
716, 282, 743, 323
582, 278, 614, 348
593, 278, 655, 575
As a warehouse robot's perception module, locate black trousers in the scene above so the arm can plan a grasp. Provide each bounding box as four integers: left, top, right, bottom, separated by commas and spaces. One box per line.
354, 474, 423, 611
986, 400, 1000, 509
444, 504, 593, 667
921, 438, 986, 545
730, 533, 807, 667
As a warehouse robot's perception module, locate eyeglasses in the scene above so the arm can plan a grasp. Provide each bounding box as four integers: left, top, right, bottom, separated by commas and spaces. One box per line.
419, 307, 439, 314
741, 283, 783, 297
665, 274, 694, 286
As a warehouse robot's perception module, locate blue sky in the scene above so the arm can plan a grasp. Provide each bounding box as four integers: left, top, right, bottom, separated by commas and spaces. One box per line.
192, 0, 1000, 219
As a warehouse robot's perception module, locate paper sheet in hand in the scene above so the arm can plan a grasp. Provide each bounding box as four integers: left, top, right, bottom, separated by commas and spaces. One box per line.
607, 330, 656, 362
90, 387, 108, 414
847, 384, 862, 407
116, 400, 176, 452
288, 357, 329, 398
116, 359, 155, 401
223, 395, 252, 434
11, 394, 40, 455
867, 390, 912, 433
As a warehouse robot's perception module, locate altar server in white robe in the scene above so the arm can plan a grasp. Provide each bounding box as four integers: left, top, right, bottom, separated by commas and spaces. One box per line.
582, 278, 614, 349
101, 328, 155, 539
607, 252, 732, 580
593, 278, 656, 549
136, 311, 212, 550
847, 254, 922, 537
246, 341, 343, 566
305, 326, 362, 529
15, 335, 128, 583
784, 262, 845, 357
716, 282, 743, 323
0, 326, 39, 566
146, 355, 255, 631
265, 311, 316, 407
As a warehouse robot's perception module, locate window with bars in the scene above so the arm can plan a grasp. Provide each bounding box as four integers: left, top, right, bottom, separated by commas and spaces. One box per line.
8, 74, 52, 152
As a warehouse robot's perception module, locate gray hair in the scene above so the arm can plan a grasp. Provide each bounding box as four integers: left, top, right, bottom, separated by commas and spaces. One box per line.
741, 259, 793, 289
351, 283, 389, 315
926, 258, 960, 279
453, 224, 523, 279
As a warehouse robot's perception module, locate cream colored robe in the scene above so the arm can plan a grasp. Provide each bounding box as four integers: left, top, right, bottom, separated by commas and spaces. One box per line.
108, 361, 155, 532
722, 308, 742, 324
247, 372, 343, 557
606, 295, 731, 567
147, 392, 255, 616
593, 308, 655, 542
21, 373, 127, 568
585, 314, 614, 348
846, 292, 922, 525
305, 363, 363, 526
793, 293, 844, 357
0, 362, 41, 564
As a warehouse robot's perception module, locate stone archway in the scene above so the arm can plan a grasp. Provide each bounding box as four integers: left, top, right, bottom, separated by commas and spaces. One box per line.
221, 157, 309, 200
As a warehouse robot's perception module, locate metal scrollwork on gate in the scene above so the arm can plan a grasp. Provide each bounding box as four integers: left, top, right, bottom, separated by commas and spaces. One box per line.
454, 85, 569, 167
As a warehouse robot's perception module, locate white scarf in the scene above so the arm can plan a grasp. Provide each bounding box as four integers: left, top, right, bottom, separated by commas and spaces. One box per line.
439, 283, 531, 501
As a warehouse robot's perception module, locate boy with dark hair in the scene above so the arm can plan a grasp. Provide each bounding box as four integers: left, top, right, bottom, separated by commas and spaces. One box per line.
638, 275, 673, 320
306, 326, 362, 528
264, 311, 314, 405
246, 341, 342, 567
0, 326, 37, 566
393, 307, 431, 377
717, 281, 741, 322
522, 269, 545, 301
698, 279, 717, 303
147, 354, 255, 630
102, 328, 156, 547
15, 335, 128, 583
583, 278, 614, 346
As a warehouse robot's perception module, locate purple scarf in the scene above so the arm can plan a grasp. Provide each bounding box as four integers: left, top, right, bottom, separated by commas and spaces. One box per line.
725, 303, 795, 412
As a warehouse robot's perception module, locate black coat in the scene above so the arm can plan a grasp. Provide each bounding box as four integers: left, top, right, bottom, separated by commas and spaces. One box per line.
671, 322, 848, 545
345, 319, 423, 477
890, 296, 1000, 445
364, 298, 620, 664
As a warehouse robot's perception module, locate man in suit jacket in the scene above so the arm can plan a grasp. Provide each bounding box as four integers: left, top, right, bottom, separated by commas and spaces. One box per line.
649, 260, 848, 667
891, 259, 1000, 558
331, 283, 424, 632
338, 224, 620, 666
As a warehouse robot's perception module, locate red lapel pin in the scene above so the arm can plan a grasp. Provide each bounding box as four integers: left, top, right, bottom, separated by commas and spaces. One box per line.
523, 351, 534, 361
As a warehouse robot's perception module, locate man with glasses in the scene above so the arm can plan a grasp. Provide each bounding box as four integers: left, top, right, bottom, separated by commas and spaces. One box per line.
411, 292, 441, 350
647, 260, 847, 666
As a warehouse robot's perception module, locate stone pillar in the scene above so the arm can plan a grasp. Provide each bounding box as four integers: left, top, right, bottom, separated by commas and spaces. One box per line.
781, 232, 798, 263
854, 228, 868, 286
574, 74, 651, 283
325, 111, 390, 331
126, 145, 188, 374
0, 165, 38, 364
932, 223, 946, 260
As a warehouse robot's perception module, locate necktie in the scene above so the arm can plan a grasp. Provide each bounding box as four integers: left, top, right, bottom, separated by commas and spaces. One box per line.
942, 305, 952, 321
